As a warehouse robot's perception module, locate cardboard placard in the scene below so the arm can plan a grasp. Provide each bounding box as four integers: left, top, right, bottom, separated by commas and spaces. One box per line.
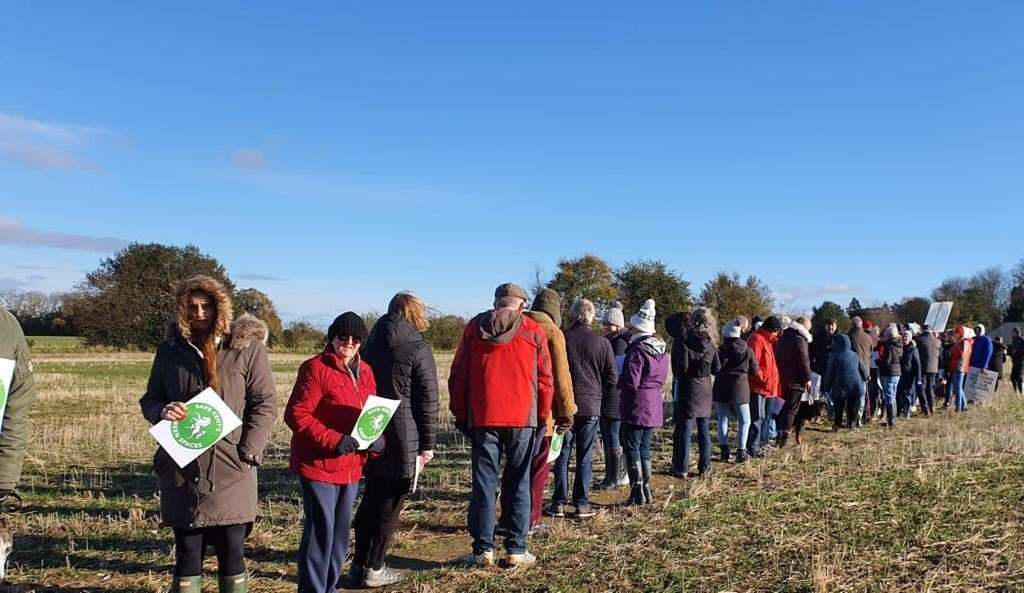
148, 388, 243, 468
964, 366, 998, 405
351, 395, 400, 450
925, 302, 954, 332
0, 358, 14, 434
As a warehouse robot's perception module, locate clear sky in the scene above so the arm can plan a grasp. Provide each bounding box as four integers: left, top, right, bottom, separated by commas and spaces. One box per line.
2, 3, 1022, 325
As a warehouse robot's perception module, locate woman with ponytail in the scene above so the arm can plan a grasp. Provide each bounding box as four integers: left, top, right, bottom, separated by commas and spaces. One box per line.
140, 276, 277, 593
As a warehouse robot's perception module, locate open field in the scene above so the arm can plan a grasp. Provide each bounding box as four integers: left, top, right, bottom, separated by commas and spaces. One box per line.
3, 350, 1024, 593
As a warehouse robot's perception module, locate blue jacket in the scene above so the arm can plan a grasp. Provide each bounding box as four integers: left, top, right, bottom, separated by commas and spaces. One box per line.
970, 335, 993, 369
823, 335, 868, 401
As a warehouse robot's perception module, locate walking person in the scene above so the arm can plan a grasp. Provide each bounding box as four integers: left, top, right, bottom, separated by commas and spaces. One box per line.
0, 306, 38, 507
140, 277, 277, 593
619, 299, 669, 505
552, 298, 617, 518
746, 316, 783, 457
948, 326, 974, 412
449, 283, 554, 568
713, 318, 757, 464
350, 294, 439, 588
285, 312, 384, 593
823, 334, 868, 431
670, 307, 721, 477
896, 330, 921, 418
775, 317, 813, 446
878, 324, 904, 426
916, 325, 941, 416
1011, 328, 1024, 395
595, 302, 630, 491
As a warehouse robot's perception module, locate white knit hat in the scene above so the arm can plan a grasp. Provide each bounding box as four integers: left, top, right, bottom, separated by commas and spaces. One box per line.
629, 299, 657, 334
603, 301, 625, 328
722, 318, 743, 339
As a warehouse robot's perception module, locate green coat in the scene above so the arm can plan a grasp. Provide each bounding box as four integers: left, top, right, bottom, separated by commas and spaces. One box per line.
0, 308, 38, 492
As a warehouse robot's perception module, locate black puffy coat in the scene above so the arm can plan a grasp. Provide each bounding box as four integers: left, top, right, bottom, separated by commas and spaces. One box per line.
878, 337, 903, 377
602, 330, 630, 419
897, 341, 921, 392
713, 337, 758, 406
989, 342, 1007, 379
673, 331, 721, 420
361, 314, 439, 480
809, 330, 836, 376
565, 323, 617, 417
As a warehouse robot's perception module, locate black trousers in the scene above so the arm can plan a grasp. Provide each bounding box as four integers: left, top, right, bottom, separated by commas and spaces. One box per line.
919, 373, 937, 415
173, 524, 246, 577
1012, 360, 1024, 393
776, 387, 804, 437
353, 476, 411, 570
832, 397, 859, 429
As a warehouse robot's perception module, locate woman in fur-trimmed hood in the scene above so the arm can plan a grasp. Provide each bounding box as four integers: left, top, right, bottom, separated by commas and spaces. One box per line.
140, 275, 277, 593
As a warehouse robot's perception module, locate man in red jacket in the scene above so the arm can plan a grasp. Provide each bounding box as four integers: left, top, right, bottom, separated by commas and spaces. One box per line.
746, 316, 782, 457
449, 283, 554, 569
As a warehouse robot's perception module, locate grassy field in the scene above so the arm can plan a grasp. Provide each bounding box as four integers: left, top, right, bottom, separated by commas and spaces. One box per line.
4, 349, 1024, 593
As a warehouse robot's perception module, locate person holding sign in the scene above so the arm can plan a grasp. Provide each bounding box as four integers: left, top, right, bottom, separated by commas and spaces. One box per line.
350, 293, 439, 589
139, 277, 277, 593
284, 312, 385, 593
0, 307, 38, 507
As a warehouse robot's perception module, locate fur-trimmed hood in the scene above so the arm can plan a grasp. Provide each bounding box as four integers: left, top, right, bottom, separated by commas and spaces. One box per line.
787, 320, 813, 343
175, 275, 233, 342
229, 313, 270, 350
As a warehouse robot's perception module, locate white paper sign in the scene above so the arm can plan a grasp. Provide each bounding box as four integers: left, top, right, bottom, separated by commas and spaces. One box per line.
964, 366, 998, 405
547, 432, 565, 464
806, 372, 822, 403
411, 455, 425, 494
0, 358, 14, 434
351, 395, 400, 450
925, 302, 954, 332
148, 388, 242, 468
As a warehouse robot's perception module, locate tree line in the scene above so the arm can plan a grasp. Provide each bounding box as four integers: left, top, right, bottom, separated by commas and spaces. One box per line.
3, 244, 1023, 350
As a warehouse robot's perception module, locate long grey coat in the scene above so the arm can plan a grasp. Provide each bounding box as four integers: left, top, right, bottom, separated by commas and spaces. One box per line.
140, 314, 276, 529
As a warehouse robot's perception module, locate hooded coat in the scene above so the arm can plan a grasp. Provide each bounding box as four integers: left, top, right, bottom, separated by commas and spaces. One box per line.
713, 337, 758, 406
360, 313, 439, 480
970, 334, 994, 369
747, 328, 781, 397
525, 304, 577, 436
140, 296, 277, 529
916, 331, 942, 374
448, 309, 555, 430
618, 333, 669, 428
878, 336, 904, 377
848, 325, 874, 372
565, 322, 617, 417
672, 329, 722, 420
0, 307, 38, 491
822, 335, 868, 400
949, 327, 974, 373
776, 322, 813, 392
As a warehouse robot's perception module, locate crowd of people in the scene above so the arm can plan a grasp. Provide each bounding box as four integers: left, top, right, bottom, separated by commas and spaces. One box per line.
3, 276, 1024, 593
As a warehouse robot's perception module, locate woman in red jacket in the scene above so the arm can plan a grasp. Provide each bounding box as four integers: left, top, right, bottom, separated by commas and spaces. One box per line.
285, 312, 384, 593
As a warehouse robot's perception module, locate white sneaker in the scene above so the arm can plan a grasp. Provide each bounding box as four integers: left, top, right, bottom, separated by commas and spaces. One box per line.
362, 565, 403, 588
462, 550, 495, 567
501, 550, 537, 568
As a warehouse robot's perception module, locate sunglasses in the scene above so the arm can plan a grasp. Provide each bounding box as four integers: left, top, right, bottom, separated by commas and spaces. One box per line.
334, 335, 363, 344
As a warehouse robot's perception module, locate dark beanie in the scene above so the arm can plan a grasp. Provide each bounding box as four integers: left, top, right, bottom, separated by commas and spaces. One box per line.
752, 315, 765, 326
762, 316, 783, 332
327, 311, 369, 342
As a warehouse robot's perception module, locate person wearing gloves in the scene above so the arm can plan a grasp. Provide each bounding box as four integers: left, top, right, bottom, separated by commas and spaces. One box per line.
970, 324, 994, 370
0, 307, 38, 508
713, 318, 758, 464
140, 277, 276, 593
775, 317, 813, 447
822, 334, 868, 431
948, 326, 974, 412
596, 302, 630, 491
285, 312, 384, 593
350, 293, 439, 588
618, 299, 669, 505
896, 330, 922, 418
670, 307, 721, 477
746, 316, 783, 457
877, 324, 904, 427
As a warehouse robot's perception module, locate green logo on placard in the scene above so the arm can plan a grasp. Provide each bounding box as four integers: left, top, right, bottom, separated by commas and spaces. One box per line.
171, 403, 224, 449
0, 383, 7, 413
356, 406, 390, 441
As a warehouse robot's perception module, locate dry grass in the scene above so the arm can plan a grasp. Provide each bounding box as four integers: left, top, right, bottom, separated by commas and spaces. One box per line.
3, 352, 1024, 592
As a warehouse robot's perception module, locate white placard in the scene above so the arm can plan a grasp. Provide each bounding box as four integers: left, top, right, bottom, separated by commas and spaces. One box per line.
964, 366, 998, 405
148, 388, 242, 468
0, 358, 14, 434
411, 455, 425, 494
806, 372, 822, 402
547, 431, 565, 464
351, 395, 400, 450
925, 302, 954, 332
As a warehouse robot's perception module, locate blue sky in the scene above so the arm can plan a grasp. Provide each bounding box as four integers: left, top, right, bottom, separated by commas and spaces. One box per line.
2, 3, 1022, 325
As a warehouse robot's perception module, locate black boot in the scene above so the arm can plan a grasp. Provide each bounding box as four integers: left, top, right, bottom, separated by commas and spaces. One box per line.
641, 460, 654, 505
626, 461, 643, 506
720, 444, 730, 464
735, 449, 748, 464
886, 402, 896, 427
594, 441, 617, 491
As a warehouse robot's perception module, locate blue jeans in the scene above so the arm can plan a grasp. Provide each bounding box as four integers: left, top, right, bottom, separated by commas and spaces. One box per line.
717, 403, 750, 452
622, 423, 654, 464
552, 416, 599, 507
297, 479, 359, 593
747, 394, 767, 452
599, 417, 621, 450
951, 371, 967, 411
468, 428, 535, 555
881, 375, 899, 423
676, 416, 711, 475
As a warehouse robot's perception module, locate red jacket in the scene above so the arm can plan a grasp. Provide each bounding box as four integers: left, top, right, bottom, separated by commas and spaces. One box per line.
747, 329, 781, 397
949, 339, 973, 373
284, 350, 377, 485
449, 311, 554, 429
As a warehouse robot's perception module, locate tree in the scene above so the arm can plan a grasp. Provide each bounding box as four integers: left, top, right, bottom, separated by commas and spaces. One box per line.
0, 291, 69, 335
546, 254, 618, 325
698, 272, 773, 327
894, 296, 931, 325
68, 243, 235, 348
860, 306, 897, 329
932, 267, 1007, 328
811, 301, 851, 333
422, 314, 466, 350
1005, 284, 1024, 323
846, 298, 864, 318
234, 288, 284, 346
281, 320, 325, 351
614, 259, 692, 335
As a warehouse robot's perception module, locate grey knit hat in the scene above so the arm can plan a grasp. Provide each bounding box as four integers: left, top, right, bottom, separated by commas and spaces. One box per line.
603, 300, 625, 328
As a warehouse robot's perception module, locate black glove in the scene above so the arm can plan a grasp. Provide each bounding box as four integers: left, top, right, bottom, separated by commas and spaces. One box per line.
336, 435, 360, 455
367, 437, 385, 454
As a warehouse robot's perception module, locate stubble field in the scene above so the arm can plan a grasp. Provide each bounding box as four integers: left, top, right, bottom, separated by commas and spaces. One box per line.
3, 348, 1024, 593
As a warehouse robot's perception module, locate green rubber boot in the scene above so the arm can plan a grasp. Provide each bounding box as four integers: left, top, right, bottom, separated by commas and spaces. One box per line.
170, 575, 202, 593
219, 572, 248, 593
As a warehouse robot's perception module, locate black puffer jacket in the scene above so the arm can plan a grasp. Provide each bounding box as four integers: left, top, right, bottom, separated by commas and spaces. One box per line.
878, 337, 903, 377
673, 330, 721, 420
565, 323, 617, 417
602, 330, 630, 419
361, 314, 439, 480
713, 337, 758, 406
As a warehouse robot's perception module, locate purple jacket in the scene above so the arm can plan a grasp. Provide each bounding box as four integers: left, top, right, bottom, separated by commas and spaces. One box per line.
618, 334, 669, 428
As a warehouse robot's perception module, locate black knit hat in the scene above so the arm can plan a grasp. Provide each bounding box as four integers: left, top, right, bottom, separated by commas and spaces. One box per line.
762, 316, 783, 332
327, 311, 369, 342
